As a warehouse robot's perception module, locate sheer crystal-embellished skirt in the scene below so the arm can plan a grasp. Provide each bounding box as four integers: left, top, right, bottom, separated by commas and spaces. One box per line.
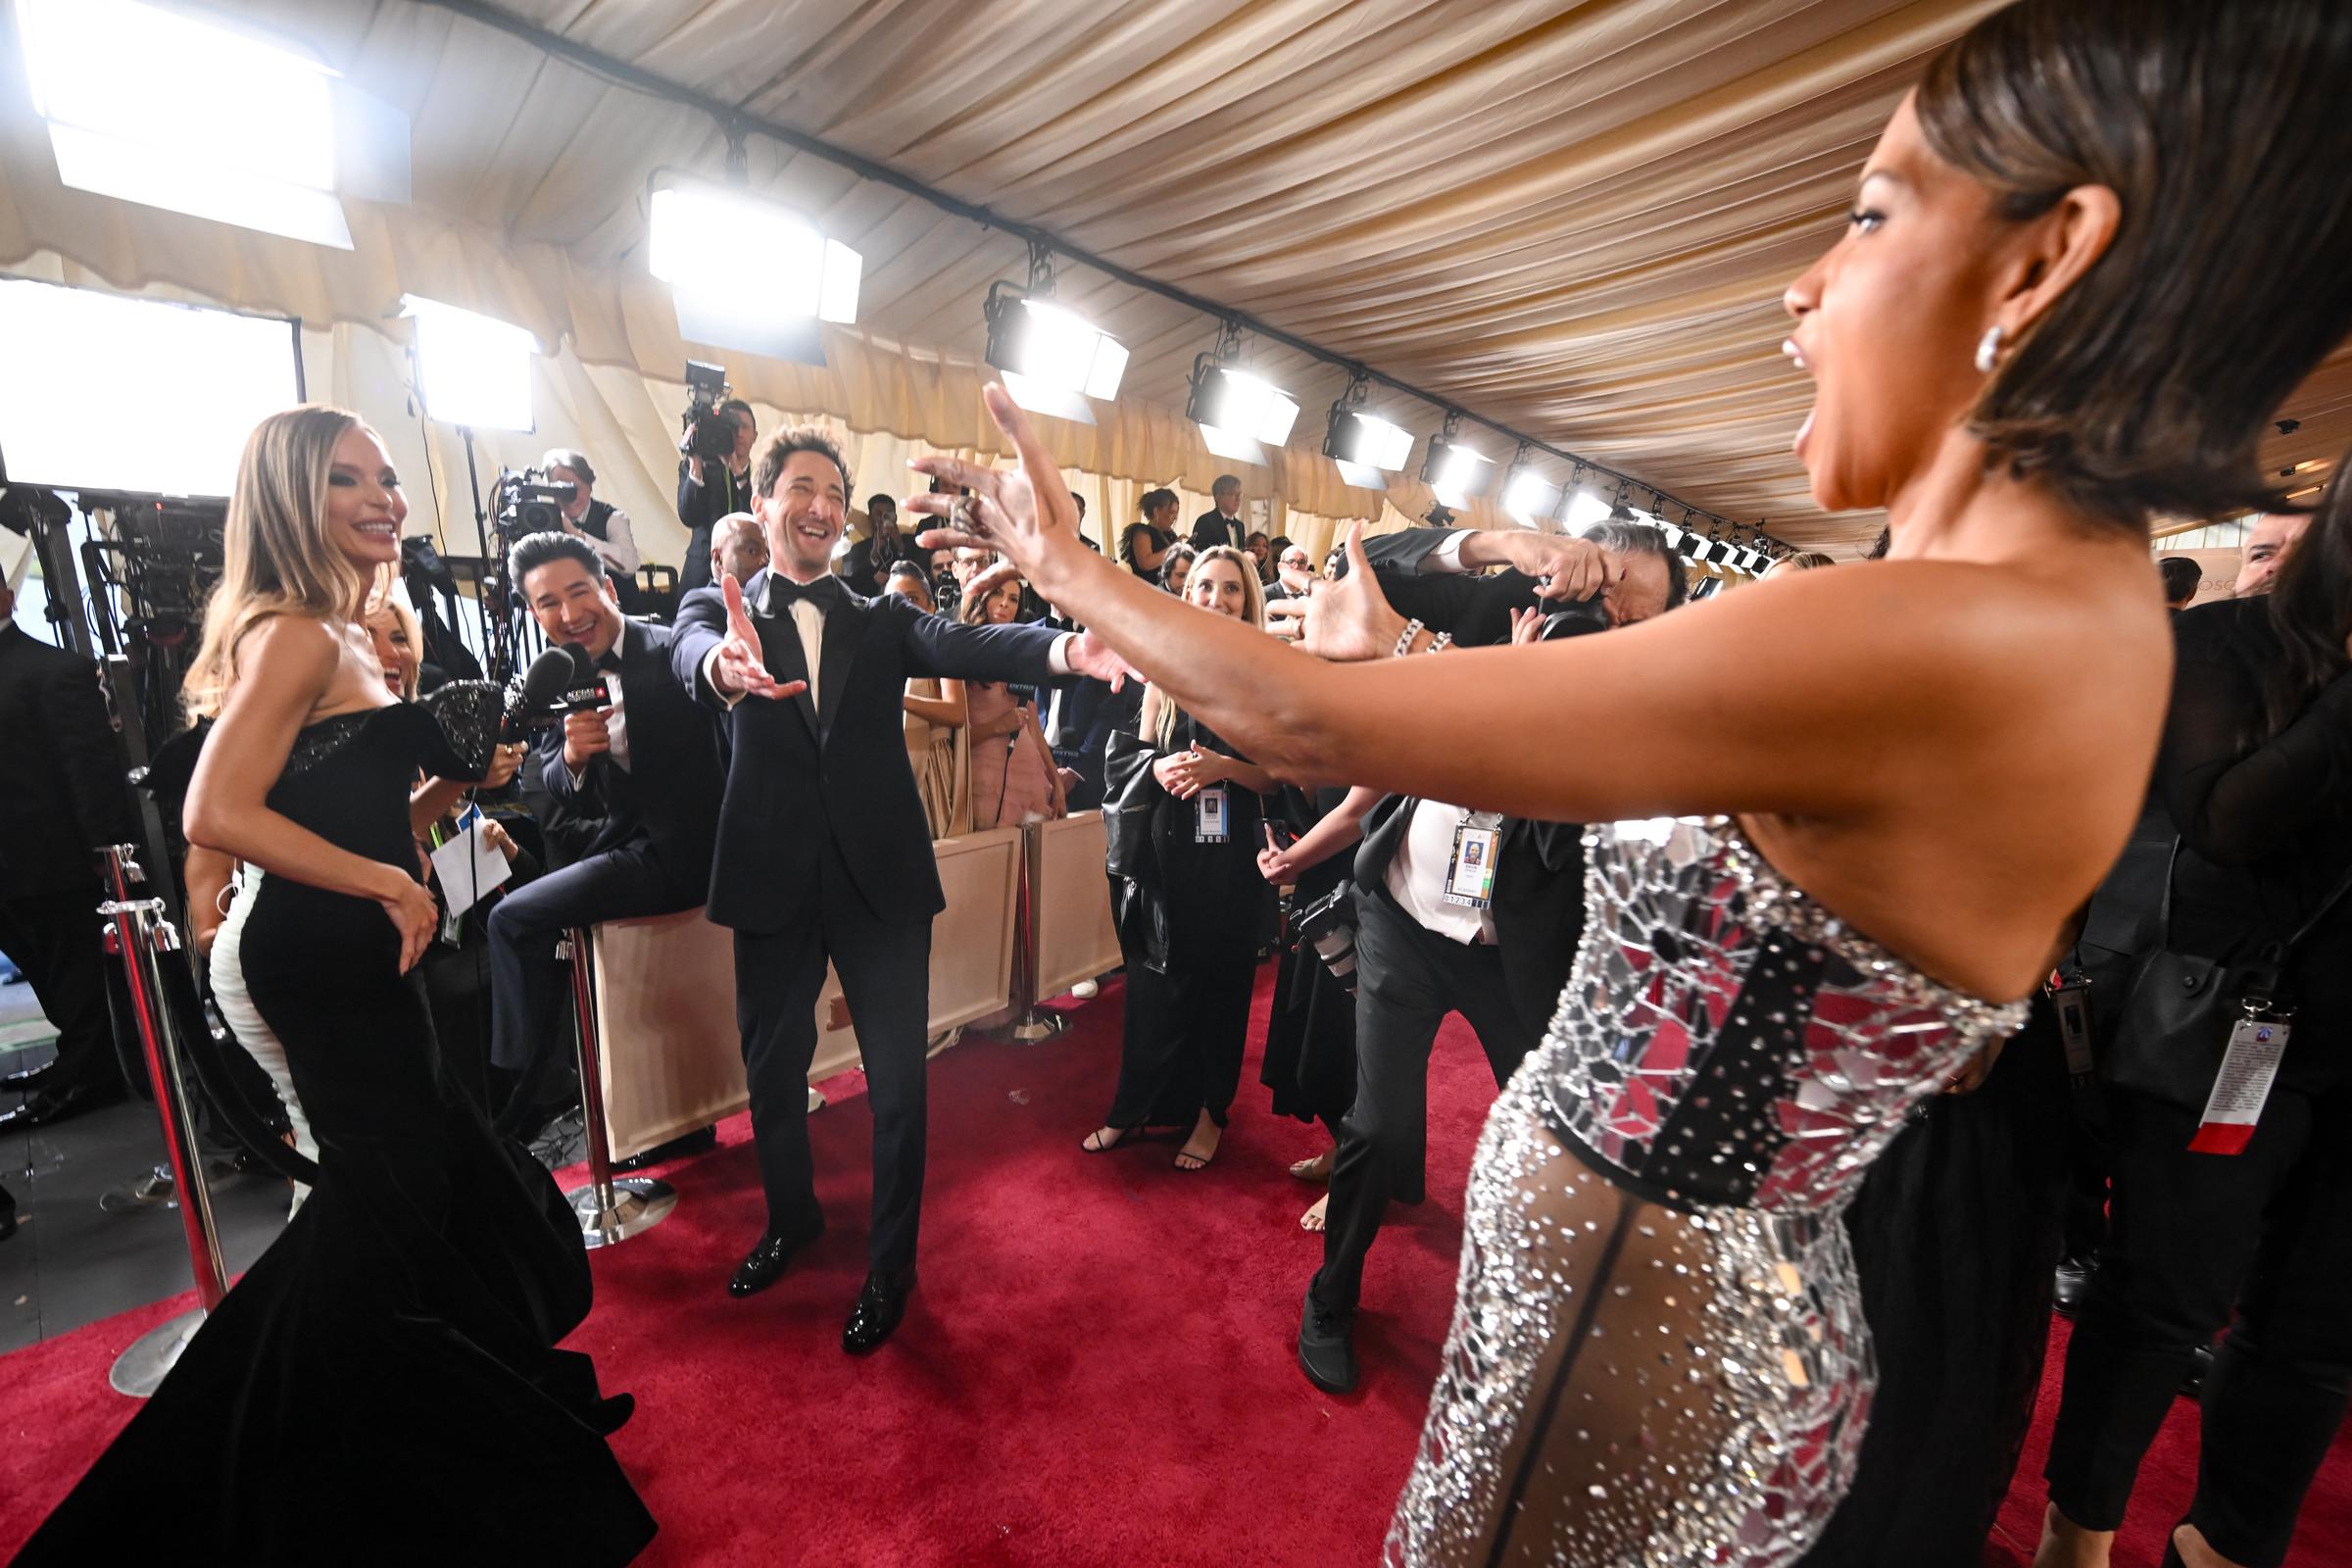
1386, 1057, 1875, 1568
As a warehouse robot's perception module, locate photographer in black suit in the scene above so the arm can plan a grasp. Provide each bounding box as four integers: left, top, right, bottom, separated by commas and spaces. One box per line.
486, 534, 726, 1107
1279, 522, 1689, 1396
673, 428, 1129, 1352
1349, 516, 1685, 640
0, 576, 136, 1137
676, 398, 758, 597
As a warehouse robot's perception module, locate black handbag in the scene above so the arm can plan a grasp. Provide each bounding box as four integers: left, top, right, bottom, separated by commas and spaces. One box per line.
2101, 839, 2352, 1110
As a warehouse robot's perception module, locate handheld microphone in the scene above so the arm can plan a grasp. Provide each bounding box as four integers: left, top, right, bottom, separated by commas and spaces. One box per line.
503, 645, 583, 740
557, 641, 612, 713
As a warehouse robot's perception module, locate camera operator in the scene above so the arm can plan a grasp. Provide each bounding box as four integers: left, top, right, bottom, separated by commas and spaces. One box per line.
541, 448, 639, 604
677, 397, 758, 597
485, 532, 727, 1125
1278, 522, 1689, 1398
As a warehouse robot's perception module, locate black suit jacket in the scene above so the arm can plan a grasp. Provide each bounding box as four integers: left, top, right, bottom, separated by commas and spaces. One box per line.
0, 622, 136, 898
535, 617, 726, 892
673, 571, 1065, 932
675, 459, 752, 596
1360, 525, 1606, 648
1190, 510, 1248, 554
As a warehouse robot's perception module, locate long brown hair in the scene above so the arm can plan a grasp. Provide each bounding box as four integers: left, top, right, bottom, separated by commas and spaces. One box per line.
1913, 0, 2352, 527
2262, 468, 2352, 739
184, 406, 383, 718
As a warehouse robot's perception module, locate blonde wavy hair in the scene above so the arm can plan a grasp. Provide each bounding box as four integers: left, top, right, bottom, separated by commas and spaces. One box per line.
1154, 546, 1267, 749
183, 406, 387, 719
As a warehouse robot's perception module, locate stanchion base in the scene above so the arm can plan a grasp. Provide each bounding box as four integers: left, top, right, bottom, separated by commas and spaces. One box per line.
110, 1304, 207, 1396
565, 1176, 676, 1250
1000, 1009, 1070, 1046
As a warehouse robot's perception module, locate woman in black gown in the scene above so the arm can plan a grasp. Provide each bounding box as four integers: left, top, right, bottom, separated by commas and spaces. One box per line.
19, 407, 654, 1565
1086, 547, 1276, 1172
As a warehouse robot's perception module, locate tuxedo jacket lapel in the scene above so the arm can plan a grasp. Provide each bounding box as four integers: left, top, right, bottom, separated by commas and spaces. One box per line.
815, 594, 863, 741
746, 572, 820, 742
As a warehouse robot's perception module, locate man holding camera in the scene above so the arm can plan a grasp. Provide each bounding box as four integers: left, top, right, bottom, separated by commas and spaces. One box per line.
542, 448, 640, 611
677, 397, 758, 597
486, 532, 727, 1103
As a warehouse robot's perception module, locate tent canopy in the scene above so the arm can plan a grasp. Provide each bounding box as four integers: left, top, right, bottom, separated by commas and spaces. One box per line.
1, 0, 2343, 551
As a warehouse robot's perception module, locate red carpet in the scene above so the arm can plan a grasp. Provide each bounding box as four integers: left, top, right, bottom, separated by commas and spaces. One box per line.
5, 968, 2348, 1565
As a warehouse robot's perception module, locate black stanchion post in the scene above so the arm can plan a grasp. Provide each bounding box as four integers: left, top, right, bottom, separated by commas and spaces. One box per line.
96, 843, 229, 1396
560, 927, 675, 1247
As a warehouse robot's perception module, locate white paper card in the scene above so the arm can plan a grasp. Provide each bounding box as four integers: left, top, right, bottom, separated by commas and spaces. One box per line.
428, 822, 511, 919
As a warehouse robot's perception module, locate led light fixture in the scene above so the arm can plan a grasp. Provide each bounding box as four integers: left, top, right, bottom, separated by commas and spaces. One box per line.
0, 277, 301, 496
1187, 359, 1299, 466
401, 295, 537, 432
982, 274, 1128, 425
1420, 417, 1492, 508
1501, 460, 1559, 527
16, 0, 410, 249
1558, 487, 1612, 534
648, 178, 860, 363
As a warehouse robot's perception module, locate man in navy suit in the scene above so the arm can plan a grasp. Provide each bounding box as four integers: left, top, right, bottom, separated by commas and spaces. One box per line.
487, 533, 727, 1104
672, 428, 1127, 1352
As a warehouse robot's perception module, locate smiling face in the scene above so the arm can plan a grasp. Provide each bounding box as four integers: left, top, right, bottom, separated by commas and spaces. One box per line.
757, 448, 849, 582
324, 425, 407, 570
364, 607, 414, 696
520, 554, 621, 662
1187, 556, 1252, 622
1781, 94, 2018, 514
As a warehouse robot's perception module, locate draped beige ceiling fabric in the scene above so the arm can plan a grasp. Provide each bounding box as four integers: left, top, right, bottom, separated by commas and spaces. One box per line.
1, 0, 2345, 550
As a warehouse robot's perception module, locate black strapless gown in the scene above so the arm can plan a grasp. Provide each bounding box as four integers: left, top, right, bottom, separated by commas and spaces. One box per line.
17, 705, 657, 1565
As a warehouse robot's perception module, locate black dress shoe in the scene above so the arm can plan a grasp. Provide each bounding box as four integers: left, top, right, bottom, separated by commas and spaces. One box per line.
727, 1221, 822, 1298
842, 1268, 915, 1354
0, 1080, 122, 1133
0, 1181, 17, 1243
2180, 1342, 2215, 1400
2053, 1253, 2096, 1318
1297, 1285, 1358, 1395
613, 1124, 718, 1172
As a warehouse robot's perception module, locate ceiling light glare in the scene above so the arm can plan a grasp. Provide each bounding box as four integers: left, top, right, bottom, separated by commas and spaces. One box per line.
1422, 439, 1492, 508
1190, 367, 1299, 447
1560, 488, 1611, 534
401, 295, 537, 432
650, 183, 859, 362
1502, 467, 1560, 526
1323, 409, 1415, 472
17, 0, 363, 248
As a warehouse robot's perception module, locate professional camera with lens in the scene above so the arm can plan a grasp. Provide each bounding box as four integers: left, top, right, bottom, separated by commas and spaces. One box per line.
679, 358, 736, 466
495, 468, 577, 537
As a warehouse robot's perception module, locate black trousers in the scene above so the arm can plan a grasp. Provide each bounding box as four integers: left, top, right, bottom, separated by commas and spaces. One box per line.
734, 853, 933, 1276
1309, 890, 1536, 1318
2045, 1084, 2352, 1566
0, 888, 125, 1097
1104, 943, 1257, 1131
485, 840, 703, 1074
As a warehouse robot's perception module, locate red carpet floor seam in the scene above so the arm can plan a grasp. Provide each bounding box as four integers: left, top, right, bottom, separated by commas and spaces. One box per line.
3, 968, 2346, 1565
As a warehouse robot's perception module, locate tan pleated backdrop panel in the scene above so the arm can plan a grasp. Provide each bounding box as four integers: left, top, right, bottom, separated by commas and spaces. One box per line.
5, 1, 2346, 551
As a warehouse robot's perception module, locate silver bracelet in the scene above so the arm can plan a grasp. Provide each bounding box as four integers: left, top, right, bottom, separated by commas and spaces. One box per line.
1392, 617, 1426, 659
1425, 631, 1453, 654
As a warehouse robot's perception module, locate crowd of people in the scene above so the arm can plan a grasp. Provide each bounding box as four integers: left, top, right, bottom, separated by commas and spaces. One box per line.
6, 2, 2352, 1565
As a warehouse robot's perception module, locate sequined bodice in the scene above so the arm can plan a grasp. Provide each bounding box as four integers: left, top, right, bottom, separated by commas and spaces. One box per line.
1538, 816, 2027, 1216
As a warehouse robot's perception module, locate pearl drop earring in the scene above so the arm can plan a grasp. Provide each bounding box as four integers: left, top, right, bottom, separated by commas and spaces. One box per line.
1974, 324, 2006, 375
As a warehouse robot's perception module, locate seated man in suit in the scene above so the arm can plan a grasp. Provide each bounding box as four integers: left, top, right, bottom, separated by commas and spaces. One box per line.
487, 533, 728, 1117
673, 427, 1128, 1353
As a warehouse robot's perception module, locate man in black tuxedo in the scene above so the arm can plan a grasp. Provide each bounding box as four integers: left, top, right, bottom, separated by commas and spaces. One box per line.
487, 534, 726, 1104
1190, 473, 1248, 553
0, 577, 135, 1136
672, 427, 1128, 1352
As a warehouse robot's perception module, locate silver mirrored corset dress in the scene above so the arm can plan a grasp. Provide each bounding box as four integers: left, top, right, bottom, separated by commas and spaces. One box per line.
1387, 817, 2027, 1568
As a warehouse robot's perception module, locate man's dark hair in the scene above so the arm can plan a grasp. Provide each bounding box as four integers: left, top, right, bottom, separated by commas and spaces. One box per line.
1069, 490, 1087, 514
540, 447, 595, 485
508, 529, 605, 592
1913, 0, 2352, 527
1139, 487, 1177, 517
1212, 474, 1241, 496
753, 425, 853, 501
1582, 520, 1690, 610
2158, 555, 2204, 604
718, 397, 755, 425
867, 493, 896, 515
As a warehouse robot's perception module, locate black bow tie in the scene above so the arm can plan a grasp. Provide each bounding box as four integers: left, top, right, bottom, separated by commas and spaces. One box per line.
595, 649, 623, 672
764, 574, 845, 613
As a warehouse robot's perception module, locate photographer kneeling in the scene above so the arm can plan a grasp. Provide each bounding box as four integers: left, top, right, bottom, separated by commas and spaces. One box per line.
487, 533, 728, 1128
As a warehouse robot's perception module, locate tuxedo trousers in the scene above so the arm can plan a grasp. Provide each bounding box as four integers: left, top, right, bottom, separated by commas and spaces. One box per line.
0, 889, 128, 1098
734, 840, 933, 1275
1308, 889, 1535, 1319
486, 839, 705, 1075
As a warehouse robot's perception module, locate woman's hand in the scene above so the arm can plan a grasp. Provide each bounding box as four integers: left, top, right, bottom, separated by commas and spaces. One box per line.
1508, 606, 1547, 647
904, 386, 1092, 596
481, 819, 519, 862
1257, 824, 1299, 885
1154, 748, 1224, 799
378, 875, 439, 974
1262, 524, 1409, 662
480, 740, 526, 789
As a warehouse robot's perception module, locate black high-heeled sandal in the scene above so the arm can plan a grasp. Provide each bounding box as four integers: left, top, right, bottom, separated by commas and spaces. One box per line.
1080, 1124, 1139, 1153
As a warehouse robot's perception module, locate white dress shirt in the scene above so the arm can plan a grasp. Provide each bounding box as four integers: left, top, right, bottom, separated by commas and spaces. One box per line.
1386, 798, 1497, 945
564, 619, 630, 787
573, 504, 640, 578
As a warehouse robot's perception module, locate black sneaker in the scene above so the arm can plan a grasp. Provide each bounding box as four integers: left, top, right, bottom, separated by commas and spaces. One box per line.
1297, 1285, 1357, 1395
